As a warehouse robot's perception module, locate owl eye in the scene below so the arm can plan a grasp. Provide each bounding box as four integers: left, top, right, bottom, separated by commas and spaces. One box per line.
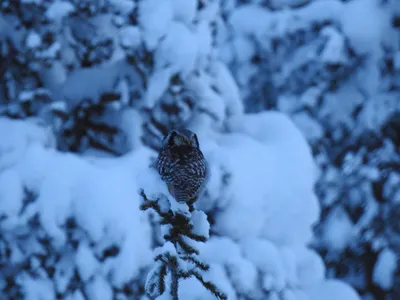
176, 136, 185, 142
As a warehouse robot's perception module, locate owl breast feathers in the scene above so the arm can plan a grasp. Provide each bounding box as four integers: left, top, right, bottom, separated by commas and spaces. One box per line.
156, 129, 207, 203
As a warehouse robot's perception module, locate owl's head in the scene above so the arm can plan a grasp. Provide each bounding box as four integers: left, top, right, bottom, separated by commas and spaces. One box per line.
162, 129, 200, 149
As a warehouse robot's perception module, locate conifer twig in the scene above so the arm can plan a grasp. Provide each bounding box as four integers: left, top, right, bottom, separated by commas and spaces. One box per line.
140, 189, 227, 300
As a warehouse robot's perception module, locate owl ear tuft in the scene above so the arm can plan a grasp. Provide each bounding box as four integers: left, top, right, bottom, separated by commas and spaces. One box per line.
164, 130, 177, 146
192, 134, 200, 148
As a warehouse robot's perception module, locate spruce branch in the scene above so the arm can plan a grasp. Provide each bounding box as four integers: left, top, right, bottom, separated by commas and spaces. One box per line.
158, 262, 167, 295
140, 189, 226, 300
173, 235, 199, 255
181, 255, 209, 271
178, 269, 228, 300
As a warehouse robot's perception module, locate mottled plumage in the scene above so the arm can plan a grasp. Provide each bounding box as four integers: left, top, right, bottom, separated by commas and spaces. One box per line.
156, 129, 207, 203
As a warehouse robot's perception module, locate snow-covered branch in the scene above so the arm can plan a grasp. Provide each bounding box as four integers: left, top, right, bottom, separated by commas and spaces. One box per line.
140, 190, 227, 300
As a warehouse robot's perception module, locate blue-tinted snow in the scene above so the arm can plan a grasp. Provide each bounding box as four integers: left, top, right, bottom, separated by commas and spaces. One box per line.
1, 0, 397, 298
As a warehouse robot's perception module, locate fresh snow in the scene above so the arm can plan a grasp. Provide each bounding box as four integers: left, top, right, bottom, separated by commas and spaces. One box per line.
45, 1, 75, 21
25, 32, 42, 49
170, 0, 197, 25
190, 210, 210, 238
340, 0, 389, 56
138, 0, 174, 50
0, 119, 153, 289
373, 248, 398, 290
319, 206, 354, 253
308, 279, 361, 300
0, 111, 360, 299
154, 21, 198, 76
119, 26, 142, 49
1, 0, 385, 298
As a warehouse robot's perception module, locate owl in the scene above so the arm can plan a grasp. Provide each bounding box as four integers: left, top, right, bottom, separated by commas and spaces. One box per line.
156, 129, 207, 204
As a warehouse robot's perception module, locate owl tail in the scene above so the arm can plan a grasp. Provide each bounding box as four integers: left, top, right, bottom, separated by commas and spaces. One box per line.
174, 190, 191, 204
167, 184, 189, 204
